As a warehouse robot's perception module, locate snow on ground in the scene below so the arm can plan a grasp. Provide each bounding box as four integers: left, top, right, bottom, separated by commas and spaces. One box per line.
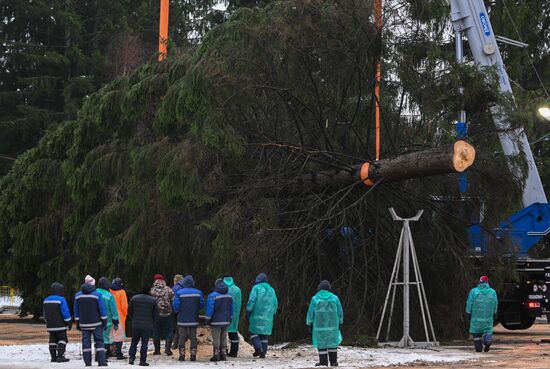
0, 342, 474, 369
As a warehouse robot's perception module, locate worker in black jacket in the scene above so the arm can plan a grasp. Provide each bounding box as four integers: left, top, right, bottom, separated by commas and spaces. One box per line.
43, 282, 72, 363
128, 283, 159, 366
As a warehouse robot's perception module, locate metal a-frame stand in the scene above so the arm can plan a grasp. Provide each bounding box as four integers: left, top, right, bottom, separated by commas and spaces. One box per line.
376, 208, 438, 348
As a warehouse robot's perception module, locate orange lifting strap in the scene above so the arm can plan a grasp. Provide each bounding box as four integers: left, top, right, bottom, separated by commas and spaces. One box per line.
158, 0, 169, 61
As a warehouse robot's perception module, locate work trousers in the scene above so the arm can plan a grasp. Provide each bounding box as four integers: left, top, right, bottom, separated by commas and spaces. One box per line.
473, 332, 492, 352
48, 330, 68, 360
250, 333, 269, 354
211, 326, 228, 353
82, 326, 106, 366
171, 315, 179, 348
154, 315, 174, 341
129, 327, 152, 364
318, 347, 338, 366
228, 331, 239, 355
178, 326, 198, 356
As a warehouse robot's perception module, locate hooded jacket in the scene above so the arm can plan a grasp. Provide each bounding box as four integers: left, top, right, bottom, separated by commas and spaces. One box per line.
110, 278, 128, 331
150, 279, 174, 317
306, 289, 344, 349
246, 273, 278, 335
172, 279, 185, 294
74, 284, 108, 330
224, 276, 242, 333
172, 275, 204, 327
97, 277, 120, 326
43, 282, 72, 331
205, 279, 233, 326
466, 282, 498, 334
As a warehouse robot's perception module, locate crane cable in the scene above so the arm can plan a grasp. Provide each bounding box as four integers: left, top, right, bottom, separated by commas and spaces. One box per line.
374, 0, 382, 161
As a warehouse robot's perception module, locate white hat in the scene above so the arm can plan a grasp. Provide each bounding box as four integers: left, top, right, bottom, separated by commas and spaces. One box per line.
84, 275, 96, 286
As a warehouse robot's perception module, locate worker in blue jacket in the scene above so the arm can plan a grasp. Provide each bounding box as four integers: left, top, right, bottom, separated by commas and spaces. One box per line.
172, 275, 204, 362
74, 275, 108, 367
205, 279, 233, 362
43, 282, 72, 363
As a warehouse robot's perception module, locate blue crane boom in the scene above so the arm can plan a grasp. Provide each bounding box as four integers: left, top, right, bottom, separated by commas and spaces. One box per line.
450, 0, 549, 257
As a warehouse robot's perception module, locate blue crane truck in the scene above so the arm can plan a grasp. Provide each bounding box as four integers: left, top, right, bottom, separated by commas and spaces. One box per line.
450, 0, 549, 329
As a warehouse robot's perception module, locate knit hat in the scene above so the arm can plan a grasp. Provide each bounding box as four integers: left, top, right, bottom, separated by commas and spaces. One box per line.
318, 280, 332, 292
154, 274, 164, 281
479, 275, 489, 284
84, 275, 96, 286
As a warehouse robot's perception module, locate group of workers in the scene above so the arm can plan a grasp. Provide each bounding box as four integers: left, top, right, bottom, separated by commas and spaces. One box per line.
42, 271, 495, 367
43, 272, 345, 367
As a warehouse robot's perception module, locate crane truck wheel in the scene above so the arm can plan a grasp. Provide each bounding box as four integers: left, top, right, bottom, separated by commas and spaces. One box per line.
500, 313, 536, 330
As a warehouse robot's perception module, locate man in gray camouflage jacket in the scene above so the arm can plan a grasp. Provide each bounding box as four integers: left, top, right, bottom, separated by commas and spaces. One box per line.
150, 274, 175, 355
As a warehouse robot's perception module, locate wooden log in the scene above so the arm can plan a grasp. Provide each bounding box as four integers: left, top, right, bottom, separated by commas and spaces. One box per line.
294, 140, 475, 191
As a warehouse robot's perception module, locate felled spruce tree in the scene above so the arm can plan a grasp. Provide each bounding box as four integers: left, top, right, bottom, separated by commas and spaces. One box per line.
0, 0, 521, 339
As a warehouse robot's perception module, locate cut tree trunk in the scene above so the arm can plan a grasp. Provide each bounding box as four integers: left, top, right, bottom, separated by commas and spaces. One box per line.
293, 140, 475, 191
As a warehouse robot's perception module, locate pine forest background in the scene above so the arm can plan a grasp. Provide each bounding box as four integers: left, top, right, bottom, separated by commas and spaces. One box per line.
0, 0, 549, 342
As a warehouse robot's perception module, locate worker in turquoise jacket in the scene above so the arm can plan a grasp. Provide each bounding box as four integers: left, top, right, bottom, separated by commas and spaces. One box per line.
466, 275, 498, 352
97, 277, 120, 359
224, 275, 242, 357
306, 280, 343, 367
246, 273, 278, 358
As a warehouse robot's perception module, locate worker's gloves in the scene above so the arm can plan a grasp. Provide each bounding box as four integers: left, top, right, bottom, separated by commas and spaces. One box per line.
76, 322, 81, 331
66, 321, 73, 331
113, 320, 119, 331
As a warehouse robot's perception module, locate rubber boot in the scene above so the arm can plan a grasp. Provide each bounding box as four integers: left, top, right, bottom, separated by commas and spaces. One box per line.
57, 342, 70, 362
104, 344, 110, 361
178, 347, 185, 362
115, 342, 126, 359
49, 343, 57, 362
260, 337, 268, 357
153, 339, 161, 355
251, 335, 261, 357
228, 332, 239, 357
473, 335, 483, 352
165, 339, 173, 356
190, 348, 197, 362
328, 350, 338, 367
483, 333, 492, 352
315, 350, 328, 366
210, 348, 220, 362
219, 347, 227, 361
172, 329, 179, 350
